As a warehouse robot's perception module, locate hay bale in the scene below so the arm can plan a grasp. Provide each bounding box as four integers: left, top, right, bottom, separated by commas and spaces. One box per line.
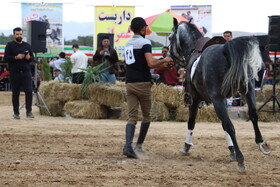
262, 85, 280, 101
152, 84, 184, 108
39, 81, 82, 102
39, 98, 65, 116
51, 82, 82, 102
175, 104, 220, 122
255, 90, 264, 102
120, 101, 169, 122
115, 81, 126, 88
87, 83, 126, 107
39, 81, 57, 99
175, 105, 189, 122
243, 102, 280, 122
197, 105, 220, 122
64, 100, 108, 119
176, 101, 280, 123
151, 101, 169, 121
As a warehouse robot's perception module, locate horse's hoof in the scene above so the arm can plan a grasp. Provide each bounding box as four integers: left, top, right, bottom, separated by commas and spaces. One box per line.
229, 152, 236, 161
134, 145, 145, 153
180, 147, 190, 155
259, 141, 271, 155
180, 143, 192, 155
237, 163, 247, 173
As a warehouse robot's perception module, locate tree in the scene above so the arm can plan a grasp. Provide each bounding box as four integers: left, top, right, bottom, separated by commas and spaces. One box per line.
0, 33, 13, 45
64, 35, 93, 47
41, 57, 52, 81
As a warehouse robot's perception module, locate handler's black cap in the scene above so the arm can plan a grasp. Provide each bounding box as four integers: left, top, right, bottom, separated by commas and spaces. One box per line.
131, 17, 148, 33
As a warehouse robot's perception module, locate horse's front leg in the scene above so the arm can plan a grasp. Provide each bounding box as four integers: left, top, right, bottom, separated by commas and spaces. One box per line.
181, 97, 200, 155
244, 88, 271, 155
212, 97, 246, 172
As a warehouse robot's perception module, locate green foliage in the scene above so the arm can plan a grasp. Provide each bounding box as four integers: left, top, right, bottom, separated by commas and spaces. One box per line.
60, 56, 73, 82
64, 36, 93, 47
41, 57, 52, 81
0, 33, 14, 45
79, 63, 109, 95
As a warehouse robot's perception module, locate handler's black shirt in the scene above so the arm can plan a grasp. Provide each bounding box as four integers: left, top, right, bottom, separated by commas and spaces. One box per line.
4, 41, 34, 73
125, 35, 152, 83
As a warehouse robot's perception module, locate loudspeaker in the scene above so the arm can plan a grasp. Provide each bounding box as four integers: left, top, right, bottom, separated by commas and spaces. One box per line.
97, 33, 114, 48
268, 15, 280, 52
27, 21, 47, 53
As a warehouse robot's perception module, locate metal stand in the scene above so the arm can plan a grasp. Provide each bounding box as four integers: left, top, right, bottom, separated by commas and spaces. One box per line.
20, 57, 51, 116
257, 51, 280, 114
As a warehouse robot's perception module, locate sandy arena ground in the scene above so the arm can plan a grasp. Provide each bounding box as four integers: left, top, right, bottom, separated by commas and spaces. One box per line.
0, 93, 280, 186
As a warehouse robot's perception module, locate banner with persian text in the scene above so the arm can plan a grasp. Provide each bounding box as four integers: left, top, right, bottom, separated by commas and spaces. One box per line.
21, 3, 63, 57
95, 6, 135, 60
171, 5, 212, 38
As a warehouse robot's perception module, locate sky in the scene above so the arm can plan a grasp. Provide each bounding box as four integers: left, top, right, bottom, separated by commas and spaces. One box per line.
0, 0, 279, 34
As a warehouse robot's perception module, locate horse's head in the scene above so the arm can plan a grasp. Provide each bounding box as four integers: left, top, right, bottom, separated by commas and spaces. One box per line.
169, 21, 203, 67
169, 23, 185, 67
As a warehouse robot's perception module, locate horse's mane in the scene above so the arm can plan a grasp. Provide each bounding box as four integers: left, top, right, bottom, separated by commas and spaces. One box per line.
169, 21, 203, 67
178, 21, 203, 39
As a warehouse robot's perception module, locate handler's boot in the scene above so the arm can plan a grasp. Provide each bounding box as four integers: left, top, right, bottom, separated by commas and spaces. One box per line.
123, 124, 138, 159
135, 122, 150, 153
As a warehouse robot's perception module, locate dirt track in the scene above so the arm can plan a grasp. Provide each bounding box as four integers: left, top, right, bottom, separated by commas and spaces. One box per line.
0, 104, 280, 187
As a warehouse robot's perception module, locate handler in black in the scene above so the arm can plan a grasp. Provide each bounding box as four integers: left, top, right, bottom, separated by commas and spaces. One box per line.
123, 17, 173, 158
4, 27, 34, 119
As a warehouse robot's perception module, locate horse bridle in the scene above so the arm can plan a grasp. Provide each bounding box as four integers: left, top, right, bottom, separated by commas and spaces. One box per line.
169, 27, 195, 67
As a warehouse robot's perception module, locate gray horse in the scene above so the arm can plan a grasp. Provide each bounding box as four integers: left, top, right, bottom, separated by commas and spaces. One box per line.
169, 21, 271, 172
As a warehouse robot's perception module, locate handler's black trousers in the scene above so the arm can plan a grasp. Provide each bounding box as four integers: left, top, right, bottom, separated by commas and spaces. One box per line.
72, 72, 84, 84
10, 71, 33, 115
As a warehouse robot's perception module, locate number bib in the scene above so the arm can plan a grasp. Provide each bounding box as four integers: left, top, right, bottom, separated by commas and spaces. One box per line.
124, 45, 135, 65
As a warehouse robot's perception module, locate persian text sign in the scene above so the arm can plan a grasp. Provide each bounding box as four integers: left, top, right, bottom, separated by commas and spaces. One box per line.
95, 6, 135, 60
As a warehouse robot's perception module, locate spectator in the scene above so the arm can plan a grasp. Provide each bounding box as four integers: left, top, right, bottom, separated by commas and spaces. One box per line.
0, 66, 10, 90
49, 52, 66, 72
223, 31, 232, 41
53, 69, 63, 81
93, 36, 119, 84
0, 66, 10, 80
70, 44, 88, 84
154, 47, 179, 86
154, 46, 168, 83
154, 66, 178, 86
4, 27, 35, 119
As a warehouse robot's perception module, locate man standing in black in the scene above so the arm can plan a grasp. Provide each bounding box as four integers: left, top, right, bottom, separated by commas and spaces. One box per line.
93, 36, 119, 84
4, 27, 34, 119
123, 17, 173, 158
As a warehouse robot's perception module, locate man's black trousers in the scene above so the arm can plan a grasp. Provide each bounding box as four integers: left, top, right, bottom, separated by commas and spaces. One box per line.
10, 71, 33, 114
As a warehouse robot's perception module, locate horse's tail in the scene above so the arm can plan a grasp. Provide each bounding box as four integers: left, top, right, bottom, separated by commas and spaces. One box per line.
221, 36, 262, 97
